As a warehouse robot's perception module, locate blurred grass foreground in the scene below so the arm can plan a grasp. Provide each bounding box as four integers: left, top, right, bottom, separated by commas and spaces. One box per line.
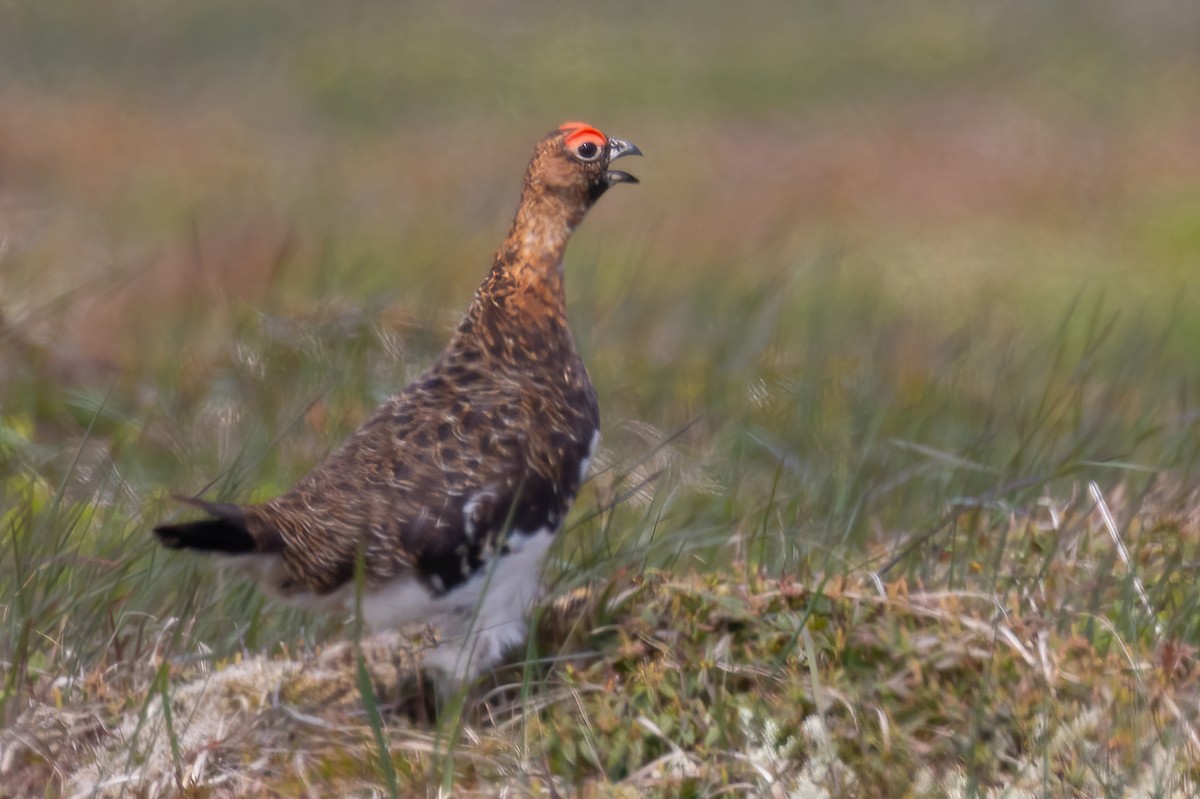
3, 1, 1200, 796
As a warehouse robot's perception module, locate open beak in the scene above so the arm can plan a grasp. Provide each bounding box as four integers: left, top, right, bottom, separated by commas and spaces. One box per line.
605, 137, 643, 186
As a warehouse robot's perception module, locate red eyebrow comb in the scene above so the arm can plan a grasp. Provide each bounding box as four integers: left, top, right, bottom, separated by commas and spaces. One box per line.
559, 121, 607, 149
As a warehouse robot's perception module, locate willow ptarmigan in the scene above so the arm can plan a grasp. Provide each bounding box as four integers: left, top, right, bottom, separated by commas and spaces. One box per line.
154, 122, 641, 683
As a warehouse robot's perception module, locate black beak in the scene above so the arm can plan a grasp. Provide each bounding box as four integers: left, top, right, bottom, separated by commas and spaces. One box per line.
604, 136, 643, 186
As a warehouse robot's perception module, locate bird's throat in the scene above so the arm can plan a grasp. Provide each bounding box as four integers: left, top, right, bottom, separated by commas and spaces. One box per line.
489, 195, 578, 311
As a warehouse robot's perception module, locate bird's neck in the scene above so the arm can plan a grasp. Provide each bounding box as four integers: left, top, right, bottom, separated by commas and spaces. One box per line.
486, 189, 583, 313
451, 191, 582, 361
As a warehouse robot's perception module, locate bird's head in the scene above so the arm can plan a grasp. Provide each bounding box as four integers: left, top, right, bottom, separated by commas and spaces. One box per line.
482, 123, 641, 312
522, 122, 642, 225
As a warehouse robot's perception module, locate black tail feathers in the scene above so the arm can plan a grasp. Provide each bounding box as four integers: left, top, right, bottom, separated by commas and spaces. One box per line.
153, 497, 257, 554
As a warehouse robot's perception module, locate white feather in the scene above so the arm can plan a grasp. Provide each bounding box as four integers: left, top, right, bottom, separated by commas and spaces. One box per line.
579, 429, 600, 485
360, 527, 556, 683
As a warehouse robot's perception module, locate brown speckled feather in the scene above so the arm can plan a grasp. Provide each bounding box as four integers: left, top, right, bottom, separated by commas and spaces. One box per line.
155, 123, 641, 652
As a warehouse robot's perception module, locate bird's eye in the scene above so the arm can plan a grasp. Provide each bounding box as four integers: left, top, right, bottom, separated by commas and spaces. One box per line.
575, 141, 600, 161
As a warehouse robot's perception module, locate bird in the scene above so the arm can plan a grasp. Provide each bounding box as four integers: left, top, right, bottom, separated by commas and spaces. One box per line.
154, 122, 641, 684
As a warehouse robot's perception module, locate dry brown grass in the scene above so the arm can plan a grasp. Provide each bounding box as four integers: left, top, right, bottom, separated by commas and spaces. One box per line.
4, 484, 1199, 797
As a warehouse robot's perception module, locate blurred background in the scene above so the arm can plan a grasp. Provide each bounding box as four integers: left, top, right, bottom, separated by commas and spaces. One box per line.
3, 0, 1200, 660
5, 0, 1200, 375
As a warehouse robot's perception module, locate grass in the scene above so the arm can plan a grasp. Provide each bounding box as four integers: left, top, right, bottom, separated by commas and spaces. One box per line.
4, 1, 1200, 796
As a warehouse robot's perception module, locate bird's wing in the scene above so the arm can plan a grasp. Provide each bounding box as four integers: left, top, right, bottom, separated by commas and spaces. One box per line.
247, 383, 549, 594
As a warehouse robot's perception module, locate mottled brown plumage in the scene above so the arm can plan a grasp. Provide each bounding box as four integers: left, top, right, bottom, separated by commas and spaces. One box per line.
155, 122, 641, 681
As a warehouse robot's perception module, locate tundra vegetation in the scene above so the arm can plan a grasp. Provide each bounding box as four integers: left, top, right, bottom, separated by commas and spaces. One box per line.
2, 2, 1200, 796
